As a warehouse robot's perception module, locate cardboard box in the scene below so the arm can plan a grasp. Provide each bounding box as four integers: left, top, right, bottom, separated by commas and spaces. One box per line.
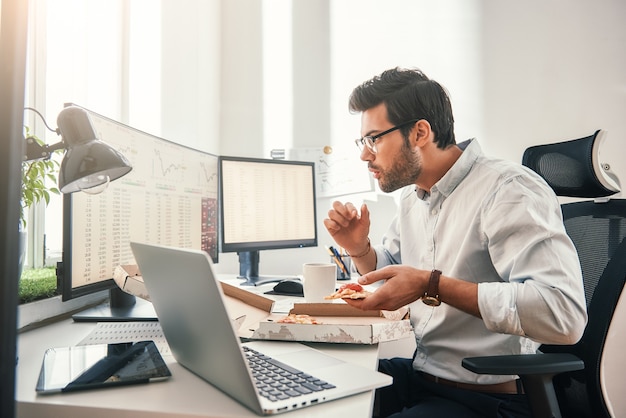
222, 283, 413, 345
252, 314, 412, 345
113, 265, 151, 301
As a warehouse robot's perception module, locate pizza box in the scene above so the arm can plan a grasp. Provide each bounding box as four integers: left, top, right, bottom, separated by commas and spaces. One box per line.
250, 303, 412, 345
227, 284, 413, 345
113, 266, 413, 344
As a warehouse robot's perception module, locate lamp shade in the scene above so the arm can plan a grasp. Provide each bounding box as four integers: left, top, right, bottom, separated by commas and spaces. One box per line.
56, 106, 132, 193
58, 140, 132, 193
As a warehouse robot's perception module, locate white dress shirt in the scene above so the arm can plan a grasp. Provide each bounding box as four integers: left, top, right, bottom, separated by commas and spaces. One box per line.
373, 139, 587, 384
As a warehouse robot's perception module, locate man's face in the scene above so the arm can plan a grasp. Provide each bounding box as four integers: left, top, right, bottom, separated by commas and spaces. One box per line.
359, 104, 422, 193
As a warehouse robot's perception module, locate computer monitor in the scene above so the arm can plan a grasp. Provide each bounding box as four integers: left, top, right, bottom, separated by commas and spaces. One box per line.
219, 156, 318, 285
59, 105, 219, 321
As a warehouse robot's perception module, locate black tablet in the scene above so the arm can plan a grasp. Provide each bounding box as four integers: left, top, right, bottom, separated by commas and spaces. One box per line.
36, 340, 171, 394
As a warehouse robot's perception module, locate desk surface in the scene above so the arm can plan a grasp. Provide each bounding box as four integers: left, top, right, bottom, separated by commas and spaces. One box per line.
16, 280, 382, 418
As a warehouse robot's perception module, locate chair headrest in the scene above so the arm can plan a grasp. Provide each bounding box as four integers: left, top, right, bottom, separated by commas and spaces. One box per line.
522, 130, 621, 198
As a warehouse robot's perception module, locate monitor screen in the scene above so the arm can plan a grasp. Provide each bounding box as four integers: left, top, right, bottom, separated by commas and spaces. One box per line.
219, 156, 317, 285
60, 105, 219, 320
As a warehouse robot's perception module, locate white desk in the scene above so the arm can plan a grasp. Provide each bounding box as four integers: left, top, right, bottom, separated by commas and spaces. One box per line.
16, 284, 383, 418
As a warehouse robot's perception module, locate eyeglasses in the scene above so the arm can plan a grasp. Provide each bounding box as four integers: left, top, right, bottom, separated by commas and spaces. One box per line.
354, 119, 420, 154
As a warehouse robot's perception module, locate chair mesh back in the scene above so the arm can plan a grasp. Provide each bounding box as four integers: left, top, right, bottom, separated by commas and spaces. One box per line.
563, 202, 626, 308
522, 131, 616, 198
553, 201, 626, 417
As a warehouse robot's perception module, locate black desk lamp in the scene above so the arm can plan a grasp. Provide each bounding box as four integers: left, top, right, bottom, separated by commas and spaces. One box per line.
24, 105, 132, 193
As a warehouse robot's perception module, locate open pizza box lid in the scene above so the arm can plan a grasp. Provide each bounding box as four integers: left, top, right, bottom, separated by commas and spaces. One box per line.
113, 265, 149, 300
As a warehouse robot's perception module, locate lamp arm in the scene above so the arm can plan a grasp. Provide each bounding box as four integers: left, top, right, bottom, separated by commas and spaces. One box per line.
24, 107, 60, 134
24, 136, 65, 162
23, 107, 65, 162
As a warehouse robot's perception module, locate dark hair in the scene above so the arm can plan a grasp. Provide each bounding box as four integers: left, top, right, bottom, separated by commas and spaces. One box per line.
348, 67, 455, 148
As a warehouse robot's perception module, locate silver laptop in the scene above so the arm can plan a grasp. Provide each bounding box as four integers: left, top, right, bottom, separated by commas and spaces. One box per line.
130, 242, 392, 415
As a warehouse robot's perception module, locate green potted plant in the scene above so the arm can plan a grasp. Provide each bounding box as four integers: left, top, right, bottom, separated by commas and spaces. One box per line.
19, 127, 60, 282
20, 127, 61, 228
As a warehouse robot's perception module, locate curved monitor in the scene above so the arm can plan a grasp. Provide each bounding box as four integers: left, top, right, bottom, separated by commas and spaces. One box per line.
60, 105, 219, 320
219, 156, 318, 285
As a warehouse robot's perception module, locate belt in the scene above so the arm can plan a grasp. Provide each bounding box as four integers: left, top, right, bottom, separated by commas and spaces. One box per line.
421, 373, 524, 395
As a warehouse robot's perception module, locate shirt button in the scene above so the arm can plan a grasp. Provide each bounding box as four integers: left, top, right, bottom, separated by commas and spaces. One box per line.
431, 209, 438, 215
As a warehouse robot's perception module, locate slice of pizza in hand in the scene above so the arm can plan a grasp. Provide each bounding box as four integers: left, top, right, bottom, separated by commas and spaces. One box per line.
324, 283, 372, 300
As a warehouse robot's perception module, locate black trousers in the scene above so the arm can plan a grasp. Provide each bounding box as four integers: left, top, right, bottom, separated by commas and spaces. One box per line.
375, 358, 532, 418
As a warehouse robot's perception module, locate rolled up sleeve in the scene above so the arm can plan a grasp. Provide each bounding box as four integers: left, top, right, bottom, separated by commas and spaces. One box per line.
478, 176, 587, 345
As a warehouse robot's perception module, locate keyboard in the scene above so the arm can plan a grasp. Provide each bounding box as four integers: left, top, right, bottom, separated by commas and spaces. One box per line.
243, 346, 336, 402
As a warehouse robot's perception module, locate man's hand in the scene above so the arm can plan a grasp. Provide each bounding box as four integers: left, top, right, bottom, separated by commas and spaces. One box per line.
343, 265, 429, 311
344, 266, 482, 318
323, 201, 370, 255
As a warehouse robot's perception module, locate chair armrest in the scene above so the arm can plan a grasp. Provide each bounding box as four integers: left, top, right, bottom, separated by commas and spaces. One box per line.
462, 353, 584, 376
462, 353, 584, 418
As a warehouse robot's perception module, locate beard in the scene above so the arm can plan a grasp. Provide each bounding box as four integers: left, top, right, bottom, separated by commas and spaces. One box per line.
373, 143, 422, 193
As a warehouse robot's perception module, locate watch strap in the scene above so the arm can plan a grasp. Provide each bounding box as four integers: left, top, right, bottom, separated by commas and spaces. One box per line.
422, 269, 442, 306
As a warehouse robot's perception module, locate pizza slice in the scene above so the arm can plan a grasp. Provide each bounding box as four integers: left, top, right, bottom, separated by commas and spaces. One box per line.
276, 314, 321, 324
324, 283, 372, 300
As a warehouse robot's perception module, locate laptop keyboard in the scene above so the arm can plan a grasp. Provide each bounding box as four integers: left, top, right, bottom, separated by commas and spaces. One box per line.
243, 346, 336, 402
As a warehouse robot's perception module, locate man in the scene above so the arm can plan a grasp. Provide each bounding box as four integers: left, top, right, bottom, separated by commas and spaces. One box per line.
323, 68, 587, 417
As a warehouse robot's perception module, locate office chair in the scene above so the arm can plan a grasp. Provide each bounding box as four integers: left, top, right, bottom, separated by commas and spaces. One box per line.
462, 130, 626, 418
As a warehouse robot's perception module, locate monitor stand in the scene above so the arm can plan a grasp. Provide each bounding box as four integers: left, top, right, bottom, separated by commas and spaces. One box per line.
72, 287, 158, 322
237, 251, 293, 286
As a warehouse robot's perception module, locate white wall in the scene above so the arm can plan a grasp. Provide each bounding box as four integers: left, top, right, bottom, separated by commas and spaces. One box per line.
480, 1, 626, 184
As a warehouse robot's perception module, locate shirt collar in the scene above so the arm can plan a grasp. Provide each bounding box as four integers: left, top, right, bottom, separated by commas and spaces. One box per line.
416, 138, 481, 200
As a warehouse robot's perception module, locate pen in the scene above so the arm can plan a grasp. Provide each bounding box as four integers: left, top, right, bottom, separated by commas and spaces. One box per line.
329, 246, 350, 275
325, 246, 343, 272
326, 246, 348, 275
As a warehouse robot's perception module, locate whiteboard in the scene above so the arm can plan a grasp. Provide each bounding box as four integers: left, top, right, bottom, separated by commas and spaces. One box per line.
286, 146, 373, 198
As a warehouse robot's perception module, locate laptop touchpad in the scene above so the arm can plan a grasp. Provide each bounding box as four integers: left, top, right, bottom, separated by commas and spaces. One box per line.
279, 350, 344, 370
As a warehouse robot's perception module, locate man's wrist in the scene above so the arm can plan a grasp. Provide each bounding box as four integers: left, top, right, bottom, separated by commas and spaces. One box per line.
348, 238, 371, 258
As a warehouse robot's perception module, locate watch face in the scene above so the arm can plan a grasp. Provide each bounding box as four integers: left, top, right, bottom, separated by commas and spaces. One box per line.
422, 296, 441, 307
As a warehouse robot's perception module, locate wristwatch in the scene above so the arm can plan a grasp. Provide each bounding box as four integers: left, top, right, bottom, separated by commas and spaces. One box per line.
422, 269, 442, 306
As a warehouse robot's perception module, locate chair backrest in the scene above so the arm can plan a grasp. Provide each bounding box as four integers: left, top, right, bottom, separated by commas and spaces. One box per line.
522, 130, 626, 418
522, 129, 620, 199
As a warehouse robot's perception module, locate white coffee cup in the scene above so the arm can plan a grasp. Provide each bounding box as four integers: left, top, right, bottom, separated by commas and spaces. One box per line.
302, 263, 337, 303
